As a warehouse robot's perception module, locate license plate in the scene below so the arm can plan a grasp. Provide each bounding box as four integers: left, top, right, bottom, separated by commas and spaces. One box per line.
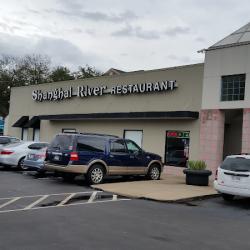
232, 175, 241, 181
54, 155, 60, 161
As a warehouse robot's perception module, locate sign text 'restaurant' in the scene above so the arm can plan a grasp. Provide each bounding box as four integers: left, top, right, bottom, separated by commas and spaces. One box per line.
32, 80, 177, 102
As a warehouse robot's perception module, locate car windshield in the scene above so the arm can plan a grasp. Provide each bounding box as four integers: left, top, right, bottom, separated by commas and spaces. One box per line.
50, 135, 73, 150
126, 140, 141, 153
221, 157, 250, 172
0, 137, 10, 145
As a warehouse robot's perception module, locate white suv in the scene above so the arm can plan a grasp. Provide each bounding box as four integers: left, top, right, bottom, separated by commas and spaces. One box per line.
214, 154, 250, 201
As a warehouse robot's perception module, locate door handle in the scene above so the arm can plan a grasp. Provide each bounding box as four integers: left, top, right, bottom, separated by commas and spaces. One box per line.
130, 155, 135, 159
110, 155, 114, 158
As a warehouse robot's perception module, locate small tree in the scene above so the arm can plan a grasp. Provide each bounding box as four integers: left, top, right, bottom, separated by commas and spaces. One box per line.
75, 65, 102, 79
0, 54, 51, 117
50, 66, 74, 82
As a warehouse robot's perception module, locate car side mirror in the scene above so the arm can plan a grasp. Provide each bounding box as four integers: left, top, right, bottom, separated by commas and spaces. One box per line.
135, 149, 143, 155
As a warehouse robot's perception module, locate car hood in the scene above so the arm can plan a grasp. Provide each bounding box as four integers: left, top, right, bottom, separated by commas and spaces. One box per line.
144, 151, 161, 160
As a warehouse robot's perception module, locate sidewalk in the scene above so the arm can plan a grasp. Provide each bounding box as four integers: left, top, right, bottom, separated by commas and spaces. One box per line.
92, 174, 218, 202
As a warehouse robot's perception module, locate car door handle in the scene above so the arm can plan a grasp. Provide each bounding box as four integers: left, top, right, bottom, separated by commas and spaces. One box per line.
130, 155, 135, 159
110, 155, 114, 158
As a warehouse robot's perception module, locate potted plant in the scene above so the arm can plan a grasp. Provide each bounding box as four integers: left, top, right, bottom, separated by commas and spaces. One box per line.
183, 160, 212, 186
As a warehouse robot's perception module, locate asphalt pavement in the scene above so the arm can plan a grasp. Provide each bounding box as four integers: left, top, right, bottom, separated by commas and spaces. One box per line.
0, 167, 250, 250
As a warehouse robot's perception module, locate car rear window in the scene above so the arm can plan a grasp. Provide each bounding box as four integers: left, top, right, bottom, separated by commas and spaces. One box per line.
28, 143, 49, 150
221, 157, 250, 171
76, 136, 105, 152
0, 137, 10, 145
50, 135, 74, 151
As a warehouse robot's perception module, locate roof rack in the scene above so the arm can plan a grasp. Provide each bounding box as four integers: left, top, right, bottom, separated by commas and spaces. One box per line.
61, 131, 119, 138
77, 132, 119, 138
79, 132, 119, 138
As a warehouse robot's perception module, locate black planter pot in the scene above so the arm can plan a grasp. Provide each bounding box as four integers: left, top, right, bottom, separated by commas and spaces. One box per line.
183, 169, 212, 186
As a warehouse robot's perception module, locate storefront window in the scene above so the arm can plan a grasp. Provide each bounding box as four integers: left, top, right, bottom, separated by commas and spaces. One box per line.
165, 131, 189, 167
221, 74, 245, 101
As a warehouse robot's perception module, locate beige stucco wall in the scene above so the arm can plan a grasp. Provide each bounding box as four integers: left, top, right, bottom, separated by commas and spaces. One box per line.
202, 44, 250, 109
7, 63, 204, 159
39, 119, 200, 161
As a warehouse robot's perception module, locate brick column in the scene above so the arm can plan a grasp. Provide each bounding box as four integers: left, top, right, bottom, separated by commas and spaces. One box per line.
242, 108, 250, 153
200, 109, 225, 175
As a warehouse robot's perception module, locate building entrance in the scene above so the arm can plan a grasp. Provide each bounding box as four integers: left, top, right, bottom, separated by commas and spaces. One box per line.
165, 131, 189, 167
223, 109, 243, 159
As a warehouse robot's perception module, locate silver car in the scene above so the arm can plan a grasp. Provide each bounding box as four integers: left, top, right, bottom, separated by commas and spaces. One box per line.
0, 136, 20, 152
0, 141, 47, 169
23, 143, 49, 172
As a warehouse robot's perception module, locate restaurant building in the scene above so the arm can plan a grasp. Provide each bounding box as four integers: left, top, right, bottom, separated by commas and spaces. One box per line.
5, 22, 250, 174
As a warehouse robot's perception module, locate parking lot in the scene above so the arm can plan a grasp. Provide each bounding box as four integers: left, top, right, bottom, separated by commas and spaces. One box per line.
0, 167, 250, 250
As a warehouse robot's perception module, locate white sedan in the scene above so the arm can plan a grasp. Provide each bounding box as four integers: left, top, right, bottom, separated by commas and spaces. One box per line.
214, 154, 250, 200
0, 141, 45, 169
0, 136, 20, 152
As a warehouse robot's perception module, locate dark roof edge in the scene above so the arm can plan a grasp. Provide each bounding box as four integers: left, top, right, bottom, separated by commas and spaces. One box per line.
207, 41, 250, 51
39, 111, 199, 121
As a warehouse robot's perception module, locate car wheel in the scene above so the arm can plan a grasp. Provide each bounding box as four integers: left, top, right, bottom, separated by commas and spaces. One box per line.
87, 164, 105, 185
147, 164, 161, 180
222, 193, 235, 201
18, 157, 27, 170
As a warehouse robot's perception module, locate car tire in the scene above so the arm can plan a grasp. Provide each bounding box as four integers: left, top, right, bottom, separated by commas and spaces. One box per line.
147, 164, 161, 180
222, 193, 235, 201
18, 157, 26, 170
87, 164, 105, 185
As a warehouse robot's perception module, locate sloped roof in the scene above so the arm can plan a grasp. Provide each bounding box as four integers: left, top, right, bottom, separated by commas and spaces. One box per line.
208, 22, 250, 50
102, 68, 126, 76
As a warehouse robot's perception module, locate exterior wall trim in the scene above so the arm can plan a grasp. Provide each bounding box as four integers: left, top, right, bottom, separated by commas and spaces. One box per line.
38, 111, 199, 121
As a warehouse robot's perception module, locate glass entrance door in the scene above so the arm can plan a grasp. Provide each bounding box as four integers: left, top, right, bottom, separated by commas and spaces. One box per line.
165, 131, 189, 167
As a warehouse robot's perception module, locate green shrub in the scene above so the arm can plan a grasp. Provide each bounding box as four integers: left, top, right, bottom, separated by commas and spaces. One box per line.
188, 160, 207, 170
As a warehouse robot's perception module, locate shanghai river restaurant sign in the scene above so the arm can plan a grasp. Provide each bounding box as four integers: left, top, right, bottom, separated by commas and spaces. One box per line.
32, 80, 178, 102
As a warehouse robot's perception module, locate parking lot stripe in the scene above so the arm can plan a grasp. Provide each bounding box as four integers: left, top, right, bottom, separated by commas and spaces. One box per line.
57, 193, 76, 206
0, 198, 131, 214
87, 191, 98, 203
0, 197, 21, 209
24, 195, 49, 210
0, 191, 102, 201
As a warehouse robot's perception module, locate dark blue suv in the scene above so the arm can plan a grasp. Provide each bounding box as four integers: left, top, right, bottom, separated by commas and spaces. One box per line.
45, 133, 163, 184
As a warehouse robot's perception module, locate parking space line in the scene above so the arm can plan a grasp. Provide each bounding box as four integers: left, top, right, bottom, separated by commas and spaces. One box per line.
0, 198, 131, 214
57, 193, 76, 206
0, 197, 21, 209
0, 191, 102, 201
24, 195, 49, 210
87, 191, 98, 203
0, 191, 131, 214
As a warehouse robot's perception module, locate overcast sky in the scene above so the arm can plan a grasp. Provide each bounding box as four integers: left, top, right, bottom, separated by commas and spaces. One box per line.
0, 0, 249, 72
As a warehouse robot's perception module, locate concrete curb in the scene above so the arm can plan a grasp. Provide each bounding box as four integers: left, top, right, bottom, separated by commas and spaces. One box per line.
91, 185, 220, 203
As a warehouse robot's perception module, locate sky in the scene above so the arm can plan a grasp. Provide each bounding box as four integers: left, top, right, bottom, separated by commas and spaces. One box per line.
0, 0, 249, 72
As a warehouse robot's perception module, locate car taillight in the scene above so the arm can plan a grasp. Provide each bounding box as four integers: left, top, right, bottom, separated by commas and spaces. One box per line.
1, 150, 14, 155
215, 169, 218, 180
70, 152, 79, 161
37, 154, 46, 159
